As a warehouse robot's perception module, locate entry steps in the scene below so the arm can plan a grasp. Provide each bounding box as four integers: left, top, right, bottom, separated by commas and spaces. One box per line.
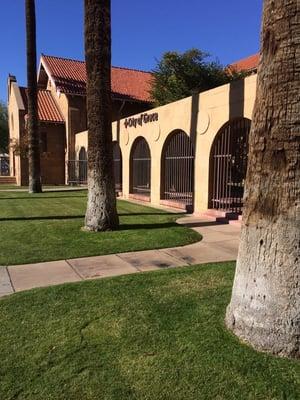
0, 176, 16, 185
197, 209, 243, 226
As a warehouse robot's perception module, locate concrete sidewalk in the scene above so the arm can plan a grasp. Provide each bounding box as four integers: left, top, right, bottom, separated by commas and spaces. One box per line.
0, 216, 241, 297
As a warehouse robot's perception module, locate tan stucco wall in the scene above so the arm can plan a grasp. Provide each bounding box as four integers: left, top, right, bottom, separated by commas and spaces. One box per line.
77, 75, 257, 213
8, 82, 25, 185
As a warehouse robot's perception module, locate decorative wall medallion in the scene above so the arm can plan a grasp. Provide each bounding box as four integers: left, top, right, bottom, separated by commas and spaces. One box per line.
198, 110, 210, 135
124, 129, 129, 145
154, 125, 161, 142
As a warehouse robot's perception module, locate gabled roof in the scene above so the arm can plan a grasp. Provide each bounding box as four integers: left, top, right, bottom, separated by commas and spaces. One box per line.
229, 53, 259, 73
19, 87, 65, 124
39, 54, 153, 103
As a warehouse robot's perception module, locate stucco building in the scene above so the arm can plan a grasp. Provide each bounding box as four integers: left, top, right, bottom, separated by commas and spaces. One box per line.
76, 70, 258, 216
8, 76, 66, 184
76, 53, 259, 216
8, 54, 153, 185
8, 52, 259, 218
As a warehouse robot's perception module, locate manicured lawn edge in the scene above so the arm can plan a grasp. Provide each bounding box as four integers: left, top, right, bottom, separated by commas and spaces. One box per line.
0, 192, 201, 266
0, 262, 299, 400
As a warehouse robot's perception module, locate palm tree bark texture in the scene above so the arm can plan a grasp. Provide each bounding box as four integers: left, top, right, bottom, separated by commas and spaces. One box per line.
226, 0, 300, 358
26, 0, 42, 193
84, 0, 119, 231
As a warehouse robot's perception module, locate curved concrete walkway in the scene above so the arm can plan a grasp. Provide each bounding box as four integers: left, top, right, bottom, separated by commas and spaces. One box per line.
0, 216, 241, 297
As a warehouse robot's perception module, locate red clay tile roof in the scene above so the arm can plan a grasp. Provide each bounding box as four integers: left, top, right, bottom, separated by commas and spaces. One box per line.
40, 54, 153, 102
229, 53, 259, 73
19, 87, 65, 124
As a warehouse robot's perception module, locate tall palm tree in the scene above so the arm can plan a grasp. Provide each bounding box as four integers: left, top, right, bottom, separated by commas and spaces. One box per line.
226, 0, 299, 358
26, 0, 42, 193
84, 0, 119, 231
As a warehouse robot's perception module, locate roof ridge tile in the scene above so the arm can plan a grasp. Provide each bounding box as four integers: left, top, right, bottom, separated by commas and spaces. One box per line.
42, 54, 151, 74
40, 54, 153, 102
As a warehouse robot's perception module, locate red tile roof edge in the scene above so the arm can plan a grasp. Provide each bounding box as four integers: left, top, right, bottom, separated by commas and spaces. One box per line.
229, 53, 259, 73
41, 53, 152, 75
19, 87, 65, 124
40, 54, 153, 102
38, 52, 258, 103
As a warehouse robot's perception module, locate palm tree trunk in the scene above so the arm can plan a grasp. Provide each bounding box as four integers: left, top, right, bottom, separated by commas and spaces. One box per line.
226, 0, 300, 358
84, 0, 119, 231
26, 0, 42, 193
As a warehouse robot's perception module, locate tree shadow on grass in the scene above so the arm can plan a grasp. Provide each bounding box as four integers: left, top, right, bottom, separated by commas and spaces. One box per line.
117, 222, 179, 231
0, 215, 85, 221
0, 196, 87, 201
0, 215, 180, 231
118, 212, 178, 217
44, 189, 87, 193
0, 212, 180, 222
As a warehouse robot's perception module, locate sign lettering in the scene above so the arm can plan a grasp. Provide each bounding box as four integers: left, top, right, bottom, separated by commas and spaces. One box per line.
124, 112, 159, 129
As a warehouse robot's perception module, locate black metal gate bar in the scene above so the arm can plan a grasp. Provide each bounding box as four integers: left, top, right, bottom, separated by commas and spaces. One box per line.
0, 156, 9, 176
130, 137, 151, 198
161, 130, 194, 208
210, 118, 251, 213
67, 160, 87, 184
113, 141, 122, 193
78, 147, 87, 183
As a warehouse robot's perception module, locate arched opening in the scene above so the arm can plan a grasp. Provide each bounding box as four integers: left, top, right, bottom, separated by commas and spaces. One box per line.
130, 137, 151, 202
160, 130, 194, 212
78, 147, 87, 183
0, 154, 9, 176
209, 118, 251, 213
113, 141, 122, 195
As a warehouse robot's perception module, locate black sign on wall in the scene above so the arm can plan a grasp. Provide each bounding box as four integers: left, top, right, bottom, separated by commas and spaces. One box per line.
124, 112, 159, 129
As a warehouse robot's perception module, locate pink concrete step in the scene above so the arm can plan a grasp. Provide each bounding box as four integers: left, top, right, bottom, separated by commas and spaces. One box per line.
195, 209, 244, 225
199, 209, 239, 220
160, 200, 193, 213
128, 193, 151, 203
229, 215, 243, 226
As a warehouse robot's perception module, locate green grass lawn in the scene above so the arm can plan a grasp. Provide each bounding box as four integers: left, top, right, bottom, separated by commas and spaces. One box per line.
0, 184, 23, 190
0, 262, 299, 400
0, 190, 200, 265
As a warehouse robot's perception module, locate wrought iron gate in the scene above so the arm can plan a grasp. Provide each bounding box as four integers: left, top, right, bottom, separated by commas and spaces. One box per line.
210, 118, 251, 213
78, 147, 87, 183
113, 141, 122, 194
0, 155, 9, 176
161, 130, 194, 210
130, 137, 151, 200
67, 147, 87, 184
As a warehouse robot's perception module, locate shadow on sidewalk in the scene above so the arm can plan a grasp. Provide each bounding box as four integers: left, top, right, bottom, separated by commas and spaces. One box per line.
179, 221, 228, 228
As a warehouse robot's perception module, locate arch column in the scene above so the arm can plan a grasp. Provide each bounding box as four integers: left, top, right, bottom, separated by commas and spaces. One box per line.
194, 143, 211, 213
150, 150, 161, 206
113, 141, 122, 194
121, 144, 130, 200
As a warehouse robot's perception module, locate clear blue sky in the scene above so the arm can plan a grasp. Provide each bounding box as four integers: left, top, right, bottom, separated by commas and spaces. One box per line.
0, 0, 263, 102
